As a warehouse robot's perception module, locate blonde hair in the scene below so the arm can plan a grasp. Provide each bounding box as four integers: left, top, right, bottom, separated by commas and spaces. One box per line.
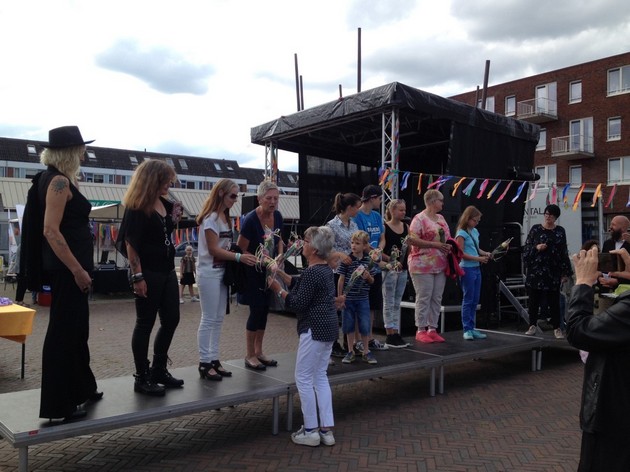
456, 206, 482, 232
385, 199, 406, 222
197, 178, 238, 227
257, 179, 279, 199
423, 189, 443, 206
40, 145, 84, 184
123, 160, 176, 215
351, 230, 369, 245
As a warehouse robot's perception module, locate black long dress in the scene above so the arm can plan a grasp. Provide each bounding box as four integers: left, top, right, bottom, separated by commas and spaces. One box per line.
36, 167, 97, 419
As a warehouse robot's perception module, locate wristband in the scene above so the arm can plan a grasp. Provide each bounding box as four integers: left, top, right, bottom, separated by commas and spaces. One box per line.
277, 289, 285, 299
130, 272, 144, 284
235, 253, 241, 263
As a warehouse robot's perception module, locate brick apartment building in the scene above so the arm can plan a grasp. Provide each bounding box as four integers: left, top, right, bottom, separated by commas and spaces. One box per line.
450, 51, 630, 226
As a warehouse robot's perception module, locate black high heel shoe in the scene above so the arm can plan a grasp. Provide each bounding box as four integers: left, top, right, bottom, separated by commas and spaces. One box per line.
199, 362, 222, 381
211, 360, 232, 377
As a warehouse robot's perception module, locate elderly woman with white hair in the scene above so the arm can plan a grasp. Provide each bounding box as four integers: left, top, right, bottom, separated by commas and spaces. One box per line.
237, 180, 284, 370
269, 226, 339, 447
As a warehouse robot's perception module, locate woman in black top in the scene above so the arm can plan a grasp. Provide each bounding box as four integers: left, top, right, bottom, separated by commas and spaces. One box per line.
269, 226, 339, 447
116, 160, 184, 396
21, 126, 100, 421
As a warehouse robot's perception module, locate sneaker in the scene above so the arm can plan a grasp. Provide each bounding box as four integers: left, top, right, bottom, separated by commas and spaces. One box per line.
369, 339, 389, 351
330, 341, 346, 358
190, 296, 199, 302
525, 325, 537, 336
354, 341, 364, 354
362, 352, 378, 364
179, 298, 185, 304
291, 426, 320, 447
342, 352, 356, 364
463, 330, 474, 340
427, 330, 445, 343
385, 333, 409, 349
554, 328, 564, 339
416, 330, 433, 343
471, 329, 487, 339
319, 430, 336, 446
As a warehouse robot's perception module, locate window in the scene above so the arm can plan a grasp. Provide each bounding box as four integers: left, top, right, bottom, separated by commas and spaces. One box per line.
535, 164, 556, 187
27, 144, 37, 155
536, 129, 547, 151
608, 66, 630, 95
505, 95, 516, 116
536, 83, 557, 115
129, 155, 138, 166
178, 159, 188, 170
166, 158, 174, 167
570, 118, 594, 152
93, 174, 104, 184
608, 117, 621, 141
569, 81, 582, 103
569, 166, 582, 187
226, 163, 234, 171
86, 150, 96, 160
287, 174, 296, 183
608, 157, 630, 184
214, 163, 222, 171
477, 96, 495, 112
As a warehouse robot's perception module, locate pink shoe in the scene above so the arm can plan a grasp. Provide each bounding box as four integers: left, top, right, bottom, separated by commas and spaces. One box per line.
416, 330, 434, 343
427, 330, 445, 343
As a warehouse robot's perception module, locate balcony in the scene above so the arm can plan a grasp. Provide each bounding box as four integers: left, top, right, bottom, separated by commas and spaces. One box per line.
551, 135, 595, 160
516, 98, 558, 123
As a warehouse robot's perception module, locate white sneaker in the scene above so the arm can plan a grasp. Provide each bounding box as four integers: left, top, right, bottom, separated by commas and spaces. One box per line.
554, 328, 564, 339
179, 298, 185, 304
291, 426, 320, 446
190, 296, 199, 302
319, 430, 336, 446
525, 325, 537, 336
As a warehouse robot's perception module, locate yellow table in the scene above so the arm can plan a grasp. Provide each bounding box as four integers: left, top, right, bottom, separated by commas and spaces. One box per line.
0, 304, 36, 379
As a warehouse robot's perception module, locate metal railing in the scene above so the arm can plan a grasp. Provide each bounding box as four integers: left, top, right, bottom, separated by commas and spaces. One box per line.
516, 98, 557, 118
551, 135, 594, 155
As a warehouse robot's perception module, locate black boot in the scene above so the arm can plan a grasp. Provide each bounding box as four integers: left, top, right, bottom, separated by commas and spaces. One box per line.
150, 355, 184, 388
134, 366, 166, 397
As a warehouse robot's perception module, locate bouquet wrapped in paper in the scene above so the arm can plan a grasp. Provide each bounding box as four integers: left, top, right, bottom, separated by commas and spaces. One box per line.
276, 233, 304, 264
343, 264, 367, 295
385, 245, 402, 272
490, 237, 513, 260
368, 248, 382, 269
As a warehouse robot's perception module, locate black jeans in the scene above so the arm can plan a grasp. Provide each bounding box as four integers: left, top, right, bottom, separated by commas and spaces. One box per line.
131, 269, 180, 373
527, 287, 561, 329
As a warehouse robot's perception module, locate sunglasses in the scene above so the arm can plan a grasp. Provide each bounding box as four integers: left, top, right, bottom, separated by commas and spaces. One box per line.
228, 193, 238, 200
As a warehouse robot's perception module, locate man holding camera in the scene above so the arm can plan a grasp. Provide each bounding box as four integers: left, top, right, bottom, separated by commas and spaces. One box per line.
598, 215, 630, 291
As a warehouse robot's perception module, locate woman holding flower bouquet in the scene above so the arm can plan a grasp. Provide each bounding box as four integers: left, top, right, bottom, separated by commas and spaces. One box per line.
407, 189, 452, 343
455, 206, 491, 341
380, 199, 410, 348
237, 180, 284, 370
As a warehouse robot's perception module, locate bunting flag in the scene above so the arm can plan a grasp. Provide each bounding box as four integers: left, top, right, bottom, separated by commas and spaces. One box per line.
527, 180, 540, 201
511, 181, 527, 203
462, 179, 477, 196
400, 171, 411, 191
486, 180, 501, 199
626, 187, 630, 207
451, 176, 466, 197
550, 183, 558, 204
476, 179, 490, 199
591, 184, 602, 207
427, 174, 433, 187
379, 168, 391, 186
417, 173, 423, 194
496, 180, 513, 203
427, 175, 443, 189
605, 184, 617, 209
562, 183, 571, 206
572, 183, 586, 211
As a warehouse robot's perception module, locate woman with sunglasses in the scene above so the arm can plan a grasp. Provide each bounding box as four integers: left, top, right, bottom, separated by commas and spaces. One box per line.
196, 179, 256, 380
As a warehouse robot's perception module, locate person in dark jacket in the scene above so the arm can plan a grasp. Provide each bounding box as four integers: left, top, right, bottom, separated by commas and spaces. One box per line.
598, 215, 630, 291
566, 245, 630, 472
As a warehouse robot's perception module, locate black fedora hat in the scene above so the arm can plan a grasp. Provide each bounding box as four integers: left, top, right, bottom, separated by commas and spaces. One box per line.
42, 126, 94, 149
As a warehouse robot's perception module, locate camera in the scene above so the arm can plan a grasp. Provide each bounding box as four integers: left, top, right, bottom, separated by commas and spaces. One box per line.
598, 253, 620, 273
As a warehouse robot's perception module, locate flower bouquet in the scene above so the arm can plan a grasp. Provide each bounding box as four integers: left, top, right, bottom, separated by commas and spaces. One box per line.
491, 237, 513, 260
343, 264, 366, 295
385, 245, 402, 272
368, 248, 382, 269
276, 232, 304, 265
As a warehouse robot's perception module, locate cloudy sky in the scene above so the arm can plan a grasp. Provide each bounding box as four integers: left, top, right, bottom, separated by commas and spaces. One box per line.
2, 0, 630, 171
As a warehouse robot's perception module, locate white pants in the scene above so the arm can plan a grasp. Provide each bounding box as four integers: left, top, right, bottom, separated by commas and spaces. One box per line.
295, 330, 334, 429
197, 274, 227, 362
411, 272, 446, 330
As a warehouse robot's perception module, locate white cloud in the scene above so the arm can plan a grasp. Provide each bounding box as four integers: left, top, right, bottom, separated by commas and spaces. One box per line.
1, 0, 629, 173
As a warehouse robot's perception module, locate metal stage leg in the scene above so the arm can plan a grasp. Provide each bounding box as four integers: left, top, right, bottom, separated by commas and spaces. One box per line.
531, 349, 536, 371
537, 349, 542, 371
272, 396, 279, 435
439, 366, 444, 394
21, 344, 26, 379
19, 446, 28, 472
286, 392, 293, 431
429, 367, 435, 397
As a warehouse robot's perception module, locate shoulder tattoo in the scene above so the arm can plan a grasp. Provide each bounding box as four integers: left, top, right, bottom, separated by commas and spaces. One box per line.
51, 177, 69, 195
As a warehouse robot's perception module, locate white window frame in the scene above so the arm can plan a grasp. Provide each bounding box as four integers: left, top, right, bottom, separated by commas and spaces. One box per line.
129, 155, 138, 166
178, 159, 188, 170
535, 164, 556, 188
608, 157, 630, 184
26, 144, 37, 155
477, 96, 495, 112
87, 150, 96, 160
569, 80, 582, 104
505, 95, 516, 116
569, 166, 582, 188
536, 83, 557, 115
536, 129, 547, 151
569, 117, 594, 153
608, 65, 630, 95
608, 117, 621, 141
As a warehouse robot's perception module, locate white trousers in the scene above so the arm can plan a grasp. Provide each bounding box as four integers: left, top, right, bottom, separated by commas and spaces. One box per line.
295, 330, 334, 429
197, 274, 227, 362
410, 272, 446, 330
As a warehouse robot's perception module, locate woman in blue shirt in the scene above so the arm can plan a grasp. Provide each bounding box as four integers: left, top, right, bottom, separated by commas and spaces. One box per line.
455, 206, 491, 340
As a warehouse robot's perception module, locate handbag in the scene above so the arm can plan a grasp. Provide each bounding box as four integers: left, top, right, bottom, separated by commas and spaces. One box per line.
222, 244, 247, 294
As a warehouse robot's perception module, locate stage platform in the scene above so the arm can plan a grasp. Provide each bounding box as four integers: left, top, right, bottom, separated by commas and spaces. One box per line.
0, 329, 546, 472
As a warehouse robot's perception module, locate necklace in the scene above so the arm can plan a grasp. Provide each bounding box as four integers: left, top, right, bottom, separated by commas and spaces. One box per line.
157, 212, 172, 251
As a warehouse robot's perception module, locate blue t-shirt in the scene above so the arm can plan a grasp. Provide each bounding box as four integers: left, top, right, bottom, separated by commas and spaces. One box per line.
456, 228, 480, 268
354, 210, 384, 249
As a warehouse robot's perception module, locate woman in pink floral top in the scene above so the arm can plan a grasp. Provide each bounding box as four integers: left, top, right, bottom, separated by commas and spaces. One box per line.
407, 189, 452, 343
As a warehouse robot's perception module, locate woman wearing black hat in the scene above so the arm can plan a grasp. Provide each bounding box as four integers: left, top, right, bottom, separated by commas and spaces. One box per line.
523, 203, 573, 338
21, 126, 101, 421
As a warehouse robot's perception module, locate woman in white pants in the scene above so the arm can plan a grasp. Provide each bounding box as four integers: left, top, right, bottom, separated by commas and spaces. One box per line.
196, 179, 256, 381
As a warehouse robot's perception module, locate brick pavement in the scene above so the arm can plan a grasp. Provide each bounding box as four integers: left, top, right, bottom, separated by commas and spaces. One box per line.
0, 283, 583, 471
